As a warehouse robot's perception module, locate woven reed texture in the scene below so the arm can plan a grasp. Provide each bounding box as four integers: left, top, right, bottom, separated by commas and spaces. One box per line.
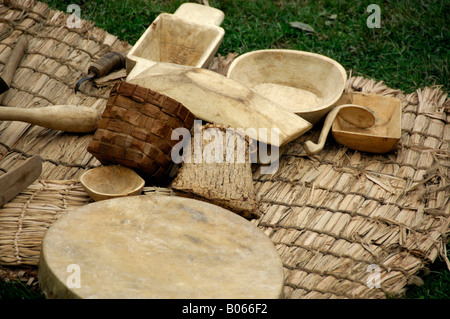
88, 81, 195, 183
0, 0, 448, 299
0, 0, 130, 180
0, 180, 90, 266
252, 78, 449, 299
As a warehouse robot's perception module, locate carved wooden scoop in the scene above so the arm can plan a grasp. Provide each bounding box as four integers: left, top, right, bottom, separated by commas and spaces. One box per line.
304, 104, 375, 155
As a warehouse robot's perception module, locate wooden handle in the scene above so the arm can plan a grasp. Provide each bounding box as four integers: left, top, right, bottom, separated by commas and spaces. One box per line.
0, 105, 101, 132
304, 106, 343, 155
0, 36, 28, 86
0, 36, 28, 104
173, 3, 225, 26
89, 51, 126, 78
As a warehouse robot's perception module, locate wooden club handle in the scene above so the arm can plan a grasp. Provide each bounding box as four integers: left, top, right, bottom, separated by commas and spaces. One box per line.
0, 36, 28, 104
0, 105, 101, 133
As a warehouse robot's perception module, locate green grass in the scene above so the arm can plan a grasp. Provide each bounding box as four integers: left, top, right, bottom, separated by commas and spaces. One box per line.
41, 0, 448, 93
404, 246, 450, 299
0, 280, 43, 299
1, 0, 447, 299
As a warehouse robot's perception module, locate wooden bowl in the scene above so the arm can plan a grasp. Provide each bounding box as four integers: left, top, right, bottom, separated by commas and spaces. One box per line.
227, 49, 347, 124
80, 165, 145, 201
331, 92, 402, 153
126, 8, 224, 76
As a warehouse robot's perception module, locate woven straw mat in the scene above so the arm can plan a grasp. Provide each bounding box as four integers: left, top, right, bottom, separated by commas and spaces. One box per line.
0, 0, 449, 299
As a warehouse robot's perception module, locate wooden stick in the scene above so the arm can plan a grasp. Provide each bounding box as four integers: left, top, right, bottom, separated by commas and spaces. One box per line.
0, 105, 101, 132
0, 36, 28, 104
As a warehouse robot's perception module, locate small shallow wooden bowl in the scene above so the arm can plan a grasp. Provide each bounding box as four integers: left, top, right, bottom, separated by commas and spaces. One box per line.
227, 49, 347, 124
80, 165, 145, 201
331, 92, 402, 153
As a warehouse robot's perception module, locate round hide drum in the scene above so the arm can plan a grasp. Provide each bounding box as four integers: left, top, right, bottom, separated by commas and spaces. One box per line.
38, 195, 284, 299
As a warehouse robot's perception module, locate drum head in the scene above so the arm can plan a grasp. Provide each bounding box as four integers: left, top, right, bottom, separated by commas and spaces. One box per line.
39, 195, 284, 299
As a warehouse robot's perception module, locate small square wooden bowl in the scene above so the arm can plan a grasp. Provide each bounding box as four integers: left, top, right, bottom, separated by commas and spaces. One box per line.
332, 92, 402, 153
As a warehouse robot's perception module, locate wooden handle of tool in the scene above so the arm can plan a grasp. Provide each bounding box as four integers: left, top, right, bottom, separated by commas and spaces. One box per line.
88, 51, 126, 78
1, 36, 28, 86
304, 106, 342, 155
0, 36, 28, 104
0, 105, 101, 132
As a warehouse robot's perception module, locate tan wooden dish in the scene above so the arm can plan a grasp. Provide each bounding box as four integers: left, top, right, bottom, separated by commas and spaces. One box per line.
304, 104, 375, 155
227, 49, 347, 125
126, 3, 224, 79
331, 92, 402, 153
38, 195, 284, 299
127, 62, 313, 147
79, 165, 145, 201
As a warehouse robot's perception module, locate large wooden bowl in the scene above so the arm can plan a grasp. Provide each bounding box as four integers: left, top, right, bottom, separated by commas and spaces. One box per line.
227, 49, 347, 124
332, 92, 402, 153
80, 165, 145, 201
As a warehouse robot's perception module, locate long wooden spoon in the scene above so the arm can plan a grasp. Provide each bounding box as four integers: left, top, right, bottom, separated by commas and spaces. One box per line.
304, 104, 375, 155
0, 104, 101, 133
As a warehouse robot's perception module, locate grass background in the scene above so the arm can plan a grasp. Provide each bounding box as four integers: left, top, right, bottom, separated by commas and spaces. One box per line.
44, 0, 449, 93
1, 0, 448, 299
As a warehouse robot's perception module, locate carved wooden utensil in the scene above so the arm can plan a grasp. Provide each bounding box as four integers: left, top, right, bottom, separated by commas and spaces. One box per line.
304, 104, 375, 155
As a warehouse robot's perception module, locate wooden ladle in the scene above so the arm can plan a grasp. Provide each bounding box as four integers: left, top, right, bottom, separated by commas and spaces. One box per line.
304, 104, 375, 155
